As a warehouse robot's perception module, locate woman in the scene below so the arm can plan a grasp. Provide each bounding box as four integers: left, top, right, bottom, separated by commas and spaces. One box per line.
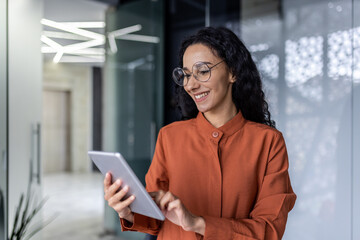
104, 27, 296, 240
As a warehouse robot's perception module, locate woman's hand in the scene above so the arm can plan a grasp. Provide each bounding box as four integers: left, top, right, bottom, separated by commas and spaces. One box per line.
104, 172, 136, 223
149, 191, 205, 235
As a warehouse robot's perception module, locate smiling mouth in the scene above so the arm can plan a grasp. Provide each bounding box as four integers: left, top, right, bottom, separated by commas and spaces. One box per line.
194, 92, 209, 101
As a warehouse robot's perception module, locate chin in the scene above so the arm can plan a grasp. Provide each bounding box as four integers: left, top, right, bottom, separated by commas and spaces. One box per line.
195, 104, 211, 114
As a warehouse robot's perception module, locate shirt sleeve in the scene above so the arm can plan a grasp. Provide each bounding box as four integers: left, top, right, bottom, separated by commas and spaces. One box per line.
120, 129, 169, 235
201, 132, 296, 240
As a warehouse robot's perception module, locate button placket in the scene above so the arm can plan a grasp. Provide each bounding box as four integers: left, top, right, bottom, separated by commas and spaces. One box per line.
205, 130, 223, 218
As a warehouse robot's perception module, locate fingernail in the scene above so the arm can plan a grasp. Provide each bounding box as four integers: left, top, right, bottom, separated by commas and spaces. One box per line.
123, 185, 129, 191
116, 179, 121, 185
131, 195, 135, 200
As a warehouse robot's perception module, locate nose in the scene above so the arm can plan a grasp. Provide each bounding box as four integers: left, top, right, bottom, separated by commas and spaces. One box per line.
184, 74, 199, 92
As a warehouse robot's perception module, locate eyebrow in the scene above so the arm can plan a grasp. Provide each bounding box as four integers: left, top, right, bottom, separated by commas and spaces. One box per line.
183, 61, 213, 70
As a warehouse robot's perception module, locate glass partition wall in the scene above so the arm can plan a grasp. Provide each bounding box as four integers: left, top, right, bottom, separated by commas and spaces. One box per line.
103, 0, 164, 238
237, 0, 359, 239
0, 0, 8, 239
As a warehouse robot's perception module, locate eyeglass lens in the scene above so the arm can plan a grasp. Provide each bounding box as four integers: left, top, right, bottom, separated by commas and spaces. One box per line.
172, 62, 211, 86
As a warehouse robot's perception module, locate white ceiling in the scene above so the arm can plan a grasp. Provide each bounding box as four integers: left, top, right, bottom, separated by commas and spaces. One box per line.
44, 0, 108, 22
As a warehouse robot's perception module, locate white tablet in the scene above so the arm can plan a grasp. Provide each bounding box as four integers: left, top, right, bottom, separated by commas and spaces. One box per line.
88, 151, 165, 221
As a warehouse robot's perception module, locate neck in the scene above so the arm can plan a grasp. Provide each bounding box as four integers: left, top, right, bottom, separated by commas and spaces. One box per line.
203, 103, 238, 128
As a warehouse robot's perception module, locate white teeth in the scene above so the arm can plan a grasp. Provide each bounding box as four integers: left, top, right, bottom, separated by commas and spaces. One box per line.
195, 92, 209, 99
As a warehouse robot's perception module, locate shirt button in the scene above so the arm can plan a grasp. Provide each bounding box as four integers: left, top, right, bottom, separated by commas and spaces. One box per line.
212, 131, 219, 138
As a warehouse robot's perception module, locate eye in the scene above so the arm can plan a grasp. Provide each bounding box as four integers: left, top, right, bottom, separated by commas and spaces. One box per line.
198, 70, 210, 76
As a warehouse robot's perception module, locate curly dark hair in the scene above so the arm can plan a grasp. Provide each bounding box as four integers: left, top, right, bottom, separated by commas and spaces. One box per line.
175, 27, 276, 128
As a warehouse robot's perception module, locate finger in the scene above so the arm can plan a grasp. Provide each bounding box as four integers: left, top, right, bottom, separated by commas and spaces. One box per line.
103, 172, 112, 189
150, 190, 165, 205
149, 190, 165, 197
159, 192, 175, 210
104, 179, 122, 200
114, 195, 136, 214
109, 179, 123, 193
167, 199, 181, 212
124, 195, 136, 206
109, 185, 129, 204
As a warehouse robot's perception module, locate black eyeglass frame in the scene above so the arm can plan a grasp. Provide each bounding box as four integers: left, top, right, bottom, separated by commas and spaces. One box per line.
172, 60, 224, 86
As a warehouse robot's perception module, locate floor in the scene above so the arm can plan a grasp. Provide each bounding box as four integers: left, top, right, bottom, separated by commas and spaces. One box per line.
41, 172, 127, 240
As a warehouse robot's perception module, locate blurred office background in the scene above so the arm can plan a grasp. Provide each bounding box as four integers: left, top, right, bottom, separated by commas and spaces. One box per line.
0, 0, 359, 239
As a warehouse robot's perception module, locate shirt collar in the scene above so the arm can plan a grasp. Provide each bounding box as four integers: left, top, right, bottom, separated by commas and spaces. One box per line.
195, 110, 246, 138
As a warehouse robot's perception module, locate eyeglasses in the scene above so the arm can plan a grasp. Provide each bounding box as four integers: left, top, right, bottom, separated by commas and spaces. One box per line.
172, 60, 224, 86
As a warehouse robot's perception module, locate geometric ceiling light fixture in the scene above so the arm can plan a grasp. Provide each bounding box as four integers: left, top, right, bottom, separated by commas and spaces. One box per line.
41, 19, 106, 63
108, 24, 160, 54
41, 19, 105, 41
40, 19, 160, 64
107, 24, 142, 54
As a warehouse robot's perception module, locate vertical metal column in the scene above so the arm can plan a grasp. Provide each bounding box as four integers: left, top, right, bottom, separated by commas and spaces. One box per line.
352, 1, 360, 239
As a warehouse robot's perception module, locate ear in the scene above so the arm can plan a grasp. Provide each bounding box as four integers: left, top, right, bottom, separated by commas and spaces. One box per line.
229, 73, 236, 83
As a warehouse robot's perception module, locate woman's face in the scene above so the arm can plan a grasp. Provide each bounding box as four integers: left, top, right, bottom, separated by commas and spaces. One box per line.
183, 43, 236, 115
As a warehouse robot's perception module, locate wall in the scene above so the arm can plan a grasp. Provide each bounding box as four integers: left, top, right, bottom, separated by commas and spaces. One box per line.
238, 0, 360, 239
8, 0, 43, 237
103, 1, 164, 238
43, 62, 92, 173
0, 0, 8, 238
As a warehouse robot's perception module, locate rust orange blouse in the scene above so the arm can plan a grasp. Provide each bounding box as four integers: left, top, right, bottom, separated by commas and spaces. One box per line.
121, 111, 296, 240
